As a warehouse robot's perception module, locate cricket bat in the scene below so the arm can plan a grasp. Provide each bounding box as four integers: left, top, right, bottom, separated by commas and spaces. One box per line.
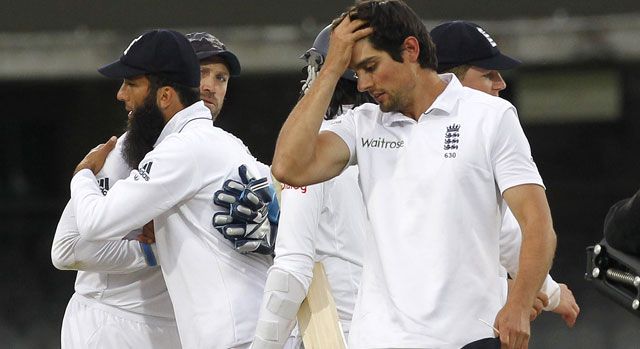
297, 262, 347, 349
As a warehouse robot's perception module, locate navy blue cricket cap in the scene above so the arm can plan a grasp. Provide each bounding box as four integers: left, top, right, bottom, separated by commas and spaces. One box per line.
98, 29, 200, 87
186, 32, 241, 77
430, 21, 521, 73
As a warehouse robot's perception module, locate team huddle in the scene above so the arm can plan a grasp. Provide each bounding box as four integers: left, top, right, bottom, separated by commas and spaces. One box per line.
51, 1, 580, 349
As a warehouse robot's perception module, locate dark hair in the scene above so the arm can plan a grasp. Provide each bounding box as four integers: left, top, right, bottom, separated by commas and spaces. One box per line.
147, 74, 200, 107
298, 76, 375, 120
326, 78, 375, 120
337, 0, 437, 70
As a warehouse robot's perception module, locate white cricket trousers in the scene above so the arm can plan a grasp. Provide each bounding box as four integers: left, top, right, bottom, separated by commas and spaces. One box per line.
61, 293, 181, 349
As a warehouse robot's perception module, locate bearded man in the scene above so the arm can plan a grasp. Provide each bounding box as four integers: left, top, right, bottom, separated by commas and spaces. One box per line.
59, 29, 270, 349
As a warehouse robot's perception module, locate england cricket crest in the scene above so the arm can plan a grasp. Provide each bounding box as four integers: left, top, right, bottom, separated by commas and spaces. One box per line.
444, 124, 460, 150
443, 124, 460, 159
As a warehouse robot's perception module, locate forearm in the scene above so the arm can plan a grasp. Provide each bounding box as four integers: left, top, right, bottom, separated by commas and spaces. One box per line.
55, 237, 150, 273
499, 215, 560, 310
272, 69, 341, 186
509, 222, 556, 308
499, 221, 521, 277
52, 201, 152, 273
71, 169, 168, 241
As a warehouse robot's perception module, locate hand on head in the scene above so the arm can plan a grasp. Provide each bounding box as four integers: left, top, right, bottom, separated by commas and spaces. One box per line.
323, 16, 373, 80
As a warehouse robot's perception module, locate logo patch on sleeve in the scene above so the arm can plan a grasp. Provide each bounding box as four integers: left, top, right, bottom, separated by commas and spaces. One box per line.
135, 161, 153, 181
281, 183, 307, 194
97, 177, 110, 195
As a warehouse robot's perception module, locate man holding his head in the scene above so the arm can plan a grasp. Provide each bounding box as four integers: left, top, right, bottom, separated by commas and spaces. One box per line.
272, 1, 557, 348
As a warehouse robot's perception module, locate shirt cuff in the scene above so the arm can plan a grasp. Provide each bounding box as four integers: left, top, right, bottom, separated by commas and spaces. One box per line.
542, 275, 561, 311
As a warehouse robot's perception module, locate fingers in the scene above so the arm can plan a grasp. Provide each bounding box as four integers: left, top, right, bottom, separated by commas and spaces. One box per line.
90, 136, 117, 153
513, 331, 529, 349
143, 220, 154, 232
499, 329, 528, 349
334, 16, 373, 41
213, 189, 238, 207
235, 240, 261, 253
74, 135, 117, 175
212, 212, 233, 226
352, 25, 374, 41
530, 290, 547, 320
223, 179, 245, 196
238, 164, 256, 184
93, 136, 118, 155
563, 313, 576, 328
103, 136, 117, 152
561, 300, 579, 327
502, 330, 528, 349
222, 225, 247, 237
495, 303, 531, 349
555, 283, 580, 328
137, 221, 155, 244
537, 291, 549, 308
531, 298, 543, 320
499, 328, 509, 349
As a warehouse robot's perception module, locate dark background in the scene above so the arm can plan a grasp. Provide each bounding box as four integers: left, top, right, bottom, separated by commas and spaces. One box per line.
1, 0, 638, 32
2, 1, 640, 348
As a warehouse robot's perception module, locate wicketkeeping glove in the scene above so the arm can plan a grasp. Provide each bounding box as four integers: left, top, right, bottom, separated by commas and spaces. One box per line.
212, 165, 279, 255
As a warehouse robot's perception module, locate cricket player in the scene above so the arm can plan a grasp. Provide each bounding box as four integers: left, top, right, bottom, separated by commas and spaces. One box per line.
256, 21, 562, 349
272, 1, 557, 348
186, 31, 278, 255
51, 134, 180, 348
252, 24, 375, 348
430, 20, 580, 327
186, 32, 241, 122
69, 29, 270, 348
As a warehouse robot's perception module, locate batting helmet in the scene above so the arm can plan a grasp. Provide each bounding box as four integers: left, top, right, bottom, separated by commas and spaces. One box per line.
301, 25, 357, 81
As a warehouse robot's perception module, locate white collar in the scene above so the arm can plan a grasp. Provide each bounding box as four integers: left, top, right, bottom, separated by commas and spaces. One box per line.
381, 73, 464, 126
154, 101, 212, 147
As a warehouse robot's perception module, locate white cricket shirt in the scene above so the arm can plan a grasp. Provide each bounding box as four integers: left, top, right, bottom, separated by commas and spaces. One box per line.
52, 134, 174, 319
71, 101, 271, 348
324, 74, 544, 348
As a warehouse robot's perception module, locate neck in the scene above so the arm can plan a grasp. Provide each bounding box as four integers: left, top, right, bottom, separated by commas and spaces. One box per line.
403, 70, 446, 120
162, 102, 186, 123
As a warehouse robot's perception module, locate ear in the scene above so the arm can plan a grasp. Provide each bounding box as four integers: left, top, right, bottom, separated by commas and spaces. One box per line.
402, 36, 420, 63
156, 86, 174, 110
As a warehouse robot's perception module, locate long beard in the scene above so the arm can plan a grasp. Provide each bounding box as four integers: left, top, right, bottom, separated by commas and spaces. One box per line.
122, 94, 166, 169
